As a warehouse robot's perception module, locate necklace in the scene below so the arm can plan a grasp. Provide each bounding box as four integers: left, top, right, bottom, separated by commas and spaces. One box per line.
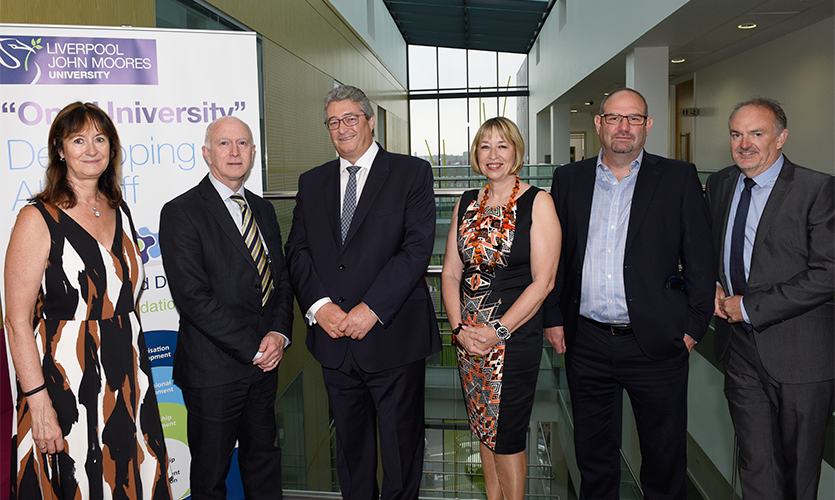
79, 192, 101, 217
470, 175, 520, 269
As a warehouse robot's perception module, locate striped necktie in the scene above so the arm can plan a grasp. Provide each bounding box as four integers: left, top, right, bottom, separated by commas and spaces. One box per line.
230, 194, 273, 306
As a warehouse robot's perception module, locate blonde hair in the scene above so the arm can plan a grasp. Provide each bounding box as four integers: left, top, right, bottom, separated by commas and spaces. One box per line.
469, 117, 525, 175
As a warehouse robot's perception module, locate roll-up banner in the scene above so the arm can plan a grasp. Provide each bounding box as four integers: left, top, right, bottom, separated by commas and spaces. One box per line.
1, 23, 263, 499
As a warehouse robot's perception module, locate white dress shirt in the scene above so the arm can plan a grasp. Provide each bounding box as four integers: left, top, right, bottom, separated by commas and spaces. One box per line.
305, 142, 381, 325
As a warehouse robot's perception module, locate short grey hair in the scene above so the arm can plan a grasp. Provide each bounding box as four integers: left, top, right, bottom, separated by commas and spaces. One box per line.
323, 85, 375, 121
729, 97, 787, 133
204, 115, 253, 149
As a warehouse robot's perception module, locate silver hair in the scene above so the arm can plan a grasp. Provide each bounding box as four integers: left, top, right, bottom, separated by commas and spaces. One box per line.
323, 85, 375, 121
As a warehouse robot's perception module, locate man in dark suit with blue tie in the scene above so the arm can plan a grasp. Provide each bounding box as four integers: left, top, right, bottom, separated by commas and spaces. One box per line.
285, 85, 440, 500
705, 98, 834, 500
544, 88, 716, 499
159, 116, 294, 499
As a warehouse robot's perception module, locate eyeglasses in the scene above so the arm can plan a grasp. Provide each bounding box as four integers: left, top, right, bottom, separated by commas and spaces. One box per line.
601, 113, 648, 126
325, 114, 361, 130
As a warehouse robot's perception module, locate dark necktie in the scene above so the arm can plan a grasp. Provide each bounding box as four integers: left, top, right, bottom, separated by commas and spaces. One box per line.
341, 166, 360, 243
230, 194, 273, 306
729, 177, 756, 330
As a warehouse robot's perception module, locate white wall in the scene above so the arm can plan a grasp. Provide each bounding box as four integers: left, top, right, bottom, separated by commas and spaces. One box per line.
693, 17, 834, 174
528, 0, 687, 115
328, 0, 408, 86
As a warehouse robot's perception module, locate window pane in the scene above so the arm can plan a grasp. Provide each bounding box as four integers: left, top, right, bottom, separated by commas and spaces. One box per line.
437, 47, 467, 89
408, 45, 437, 90
469, 96, 498, 131
467, 50, 497, 90
499, 53, 527, 88
438, 99, 468, 166
410, 99, 439, 164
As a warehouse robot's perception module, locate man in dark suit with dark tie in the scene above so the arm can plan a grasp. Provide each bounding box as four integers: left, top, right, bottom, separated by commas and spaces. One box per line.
705, 98, 834, 500
285, 85, 440, 500
159, 116, 294, 500
544, 88, 716, 499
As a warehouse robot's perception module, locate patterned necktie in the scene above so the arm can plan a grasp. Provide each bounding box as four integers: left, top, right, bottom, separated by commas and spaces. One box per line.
341, 166, 360, 243
729, 177, 756, 331
230, 194, 273, 306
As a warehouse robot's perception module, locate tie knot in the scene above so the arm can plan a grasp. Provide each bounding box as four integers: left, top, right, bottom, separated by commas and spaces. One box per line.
230, 193, 246, 206
347, 166, 360, 175
743, 177, 756, 191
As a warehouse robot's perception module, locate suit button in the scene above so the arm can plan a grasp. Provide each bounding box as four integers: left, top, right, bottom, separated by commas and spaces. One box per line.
339, 264, 346, 270
338, 297, 345, 303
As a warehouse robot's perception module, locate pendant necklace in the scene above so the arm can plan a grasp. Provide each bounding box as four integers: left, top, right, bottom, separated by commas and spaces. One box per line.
80, 192, 101, 217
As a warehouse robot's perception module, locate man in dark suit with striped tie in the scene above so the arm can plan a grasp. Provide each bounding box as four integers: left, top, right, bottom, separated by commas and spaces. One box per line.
159, 116, 294, 500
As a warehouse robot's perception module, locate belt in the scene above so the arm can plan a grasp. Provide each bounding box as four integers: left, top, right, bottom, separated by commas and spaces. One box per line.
582, 316, 633, 336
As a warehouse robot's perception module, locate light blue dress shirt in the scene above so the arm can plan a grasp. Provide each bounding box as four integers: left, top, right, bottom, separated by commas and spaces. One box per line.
579, 150, 643, 324
723, 154, 784, 323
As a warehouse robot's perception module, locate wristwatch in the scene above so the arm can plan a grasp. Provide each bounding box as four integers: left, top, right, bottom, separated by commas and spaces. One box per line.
491, 321, 511, 341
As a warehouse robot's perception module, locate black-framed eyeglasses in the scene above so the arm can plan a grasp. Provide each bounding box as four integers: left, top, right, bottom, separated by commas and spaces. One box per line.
325, 114, 361, 130
601, 113, 648, 126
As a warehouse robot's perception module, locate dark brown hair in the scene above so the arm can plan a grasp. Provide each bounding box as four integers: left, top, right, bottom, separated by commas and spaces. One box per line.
37, 102, 122, 209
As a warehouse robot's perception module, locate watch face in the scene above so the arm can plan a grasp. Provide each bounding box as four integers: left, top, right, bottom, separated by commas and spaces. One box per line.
495, 324, 511, 340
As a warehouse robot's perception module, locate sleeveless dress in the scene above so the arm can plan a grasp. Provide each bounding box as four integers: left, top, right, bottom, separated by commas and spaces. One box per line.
454, 187, 543, 454
10, 199, 172, 500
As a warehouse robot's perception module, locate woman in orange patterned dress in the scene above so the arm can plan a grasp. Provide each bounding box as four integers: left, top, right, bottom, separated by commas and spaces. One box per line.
441, 117, 561, 500
4, 102, 172, 500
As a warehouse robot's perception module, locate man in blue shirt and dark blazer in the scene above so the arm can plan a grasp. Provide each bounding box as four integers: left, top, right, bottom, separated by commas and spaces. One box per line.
544, 88, 716, 499
285, 85, 440, 500
705, 97, 834, 500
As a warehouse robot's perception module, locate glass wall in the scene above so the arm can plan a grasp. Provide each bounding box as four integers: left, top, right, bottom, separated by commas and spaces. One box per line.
408, 46, 529, 166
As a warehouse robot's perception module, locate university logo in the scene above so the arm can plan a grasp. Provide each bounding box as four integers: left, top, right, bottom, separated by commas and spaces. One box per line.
0, 37, 43, 84
0, 35, 159, 85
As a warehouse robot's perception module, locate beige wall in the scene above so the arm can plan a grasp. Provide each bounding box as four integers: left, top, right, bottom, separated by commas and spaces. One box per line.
0, 0, 155, 27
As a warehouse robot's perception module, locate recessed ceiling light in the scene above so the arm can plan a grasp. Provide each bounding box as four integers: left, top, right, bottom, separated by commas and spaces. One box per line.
603, 92, 610, 96
671, 58, 686, 64
584, 101, 593, 106
737, 23, 757, 29
570, 109, 578, 113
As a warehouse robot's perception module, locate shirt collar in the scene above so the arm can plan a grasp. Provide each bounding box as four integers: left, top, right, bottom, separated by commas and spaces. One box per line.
737, 153, 783, 189
208, 172, 246, 201
340, 141, 380, 172
596, 149, 644, 178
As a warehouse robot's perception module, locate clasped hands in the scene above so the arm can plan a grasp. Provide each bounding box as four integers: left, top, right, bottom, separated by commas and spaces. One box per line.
456, 324, 501, 357
714, 285, 745, 323
315, 302, 378, 340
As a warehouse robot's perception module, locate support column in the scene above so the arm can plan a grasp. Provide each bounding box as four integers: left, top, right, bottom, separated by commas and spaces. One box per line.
626, 46, 669, 157
550, 103, 571, 165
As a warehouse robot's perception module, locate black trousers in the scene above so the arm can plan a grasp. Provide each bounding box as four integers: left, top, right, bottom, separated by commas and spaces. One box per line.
181, 369, 282, 500
322, 347, 426, 500
567, 317, 689, 500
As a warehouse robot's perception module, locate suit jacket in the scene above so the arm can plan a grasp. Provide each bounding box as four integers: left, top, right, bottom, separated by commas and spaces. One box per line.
159, 174, 294, 388
285, 145, 441, 373
705, 157, 834, 384
544, 152, 716, 360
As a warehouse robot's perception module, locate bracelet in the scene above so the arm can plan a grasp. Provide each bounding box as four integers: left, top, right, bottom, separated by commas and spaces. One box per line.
22, 383, 47, 397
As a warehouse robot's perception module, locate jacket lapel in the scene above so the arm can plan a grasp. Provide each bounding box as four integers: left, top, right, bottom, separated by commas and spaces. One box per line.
624, 152, 662, 256
198, 175, 257, 271
751, 158, 794, 265
320, 160, 342, 247
342, 145, 389, 249
714, 168, 738, 282
574, 160, 596, 262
